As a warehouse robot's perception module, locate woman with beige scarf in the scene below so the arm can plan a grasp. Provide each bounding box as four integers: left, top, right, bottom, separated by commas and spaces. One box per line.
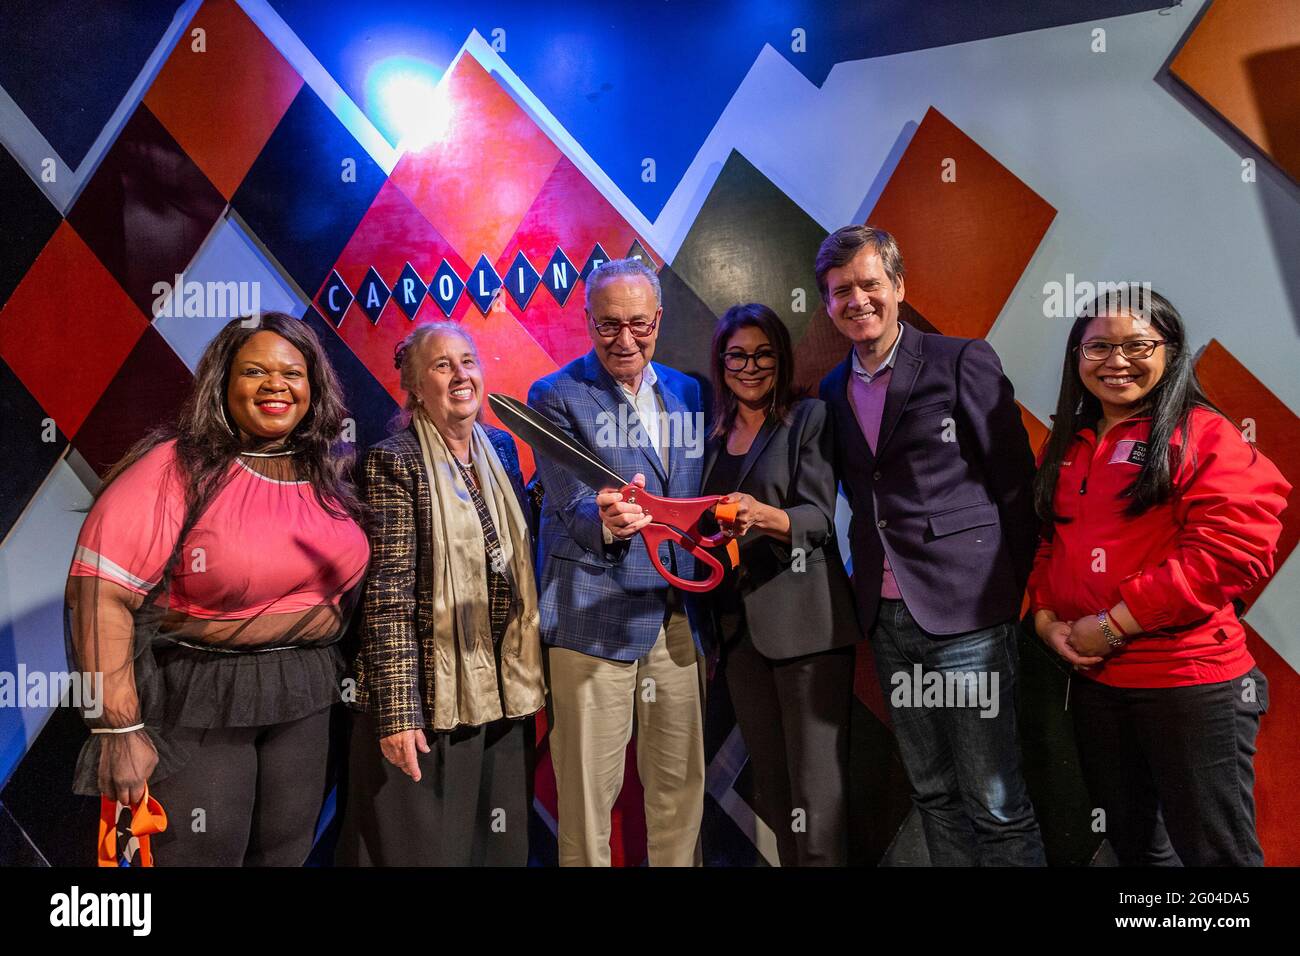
337, 322, 545, 866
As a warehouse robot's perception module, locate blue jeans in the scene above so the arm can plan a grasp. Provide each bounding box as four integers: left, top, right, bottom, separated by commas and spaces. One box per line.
870, 599, 1046, 866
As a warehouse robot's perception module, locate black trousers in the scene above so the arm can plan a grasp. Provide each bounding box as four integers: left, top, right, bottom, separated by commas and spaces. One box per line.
337, 710, 531, 866
724, 632, 855, 866
1071, 667, 1268, 866
149, 707, 332, 866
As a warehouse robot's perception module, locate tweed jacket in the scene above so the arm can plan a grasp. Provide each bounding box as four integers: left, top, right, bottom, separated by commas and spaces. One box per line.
347, 422, 537, 739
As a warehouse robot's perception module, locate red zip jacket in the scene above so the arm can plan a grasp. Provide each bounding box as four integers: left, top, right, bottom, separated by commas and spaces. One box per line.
1028, 406, 1290, 688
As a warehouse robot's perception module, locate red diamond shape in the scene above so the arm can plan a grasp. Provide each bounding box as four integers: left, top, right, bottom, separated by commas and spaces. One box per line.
0, 223, 147, 438
496, 156, 659, 364
389, 55, 562, 267
866, 106, 1056, 341
1246, 623, 1300, 864
144, 0, 303, 199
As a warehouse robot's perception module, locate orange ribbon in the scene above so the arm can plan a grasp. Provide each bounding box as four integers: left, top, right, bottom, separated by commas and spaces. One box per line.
98, 785, 168, 867
712, 501, 741, 568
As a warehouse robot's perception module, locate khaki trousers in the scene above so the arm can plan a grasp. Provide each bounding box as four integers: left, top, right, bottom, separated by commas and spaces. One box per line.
547, 612, 705, 866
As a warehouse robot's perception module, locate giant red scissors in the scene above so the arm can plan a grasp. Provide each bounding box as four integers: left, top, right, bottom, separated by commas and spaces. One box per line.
488, 393, 738, 592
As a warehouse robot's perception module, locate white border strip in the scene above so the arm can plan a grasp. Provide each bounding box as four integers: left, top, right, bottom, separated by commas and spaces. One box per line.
236, 0, 400, 175
0, 0, 202, 214
72, 545, 155, 593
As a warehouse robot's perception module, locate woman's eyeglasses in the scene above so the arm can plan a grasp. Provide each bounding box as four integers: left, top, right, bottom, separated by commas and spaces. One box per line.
589, 315, 659, 338
1077, 339, 1165, 362
722, 349, 778, 372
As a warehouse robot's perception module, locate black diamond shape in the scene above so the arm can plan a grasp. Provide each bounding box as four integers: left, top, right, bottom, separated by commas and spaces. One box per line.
670, 150, 828, 347
430, 260, 465, 317
503, 251, 541, 310
0, 3, 175, 171
541, 247, 579, 306
72, 325, 192, 477
580, 242, 611, 281
356, 266, 391, 325
67, 104, 227, 317
301, 307, 401, 455
232, 85, 386, 298
392, 262, 428, 321
0, 355, 68, 541
626, 238, 655, 268
648, 264, 718, 384
466, 255, 502, 315
316, 270, 353, 327
0, 146, 60, 311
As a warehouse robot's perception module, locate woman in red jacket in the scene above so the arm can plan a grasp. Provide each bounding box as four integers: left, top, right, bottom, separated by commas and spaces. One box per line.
1029, 286, 1289, 866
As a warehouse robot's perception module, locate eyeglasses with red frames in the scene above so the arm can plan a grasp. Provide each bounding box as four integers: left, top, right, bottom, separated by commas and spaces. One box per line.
588, 314, 659, 339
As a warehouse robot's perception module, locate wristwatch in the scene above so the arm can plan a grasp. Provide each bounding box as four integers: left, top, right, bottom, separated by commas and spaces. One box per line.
1097, 610, 1126, 649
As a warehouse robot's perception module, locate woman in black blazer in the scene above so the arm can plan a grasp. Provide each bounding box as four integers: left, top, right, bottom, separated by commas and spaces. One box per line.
704, 303, 861, 866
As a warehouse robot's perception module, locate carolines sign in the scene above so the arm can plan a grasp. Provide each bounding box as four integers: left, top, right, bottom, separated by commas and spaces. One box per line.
317, 239, 654, 326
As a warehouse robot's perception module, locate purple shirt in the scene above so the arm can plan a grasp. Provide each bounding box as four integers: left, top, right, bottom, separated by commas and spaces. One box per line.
848, 341, 904, 600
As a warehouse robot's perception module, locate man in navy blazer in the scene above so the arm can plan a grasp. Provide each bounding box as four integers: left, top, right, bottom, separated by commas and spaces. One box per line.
528, 258, 708, 867
816, 225, 1046, 866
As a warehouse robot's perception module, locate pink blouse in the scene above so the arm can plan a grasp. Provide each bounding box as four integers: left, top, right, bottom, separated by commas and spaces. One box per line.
70, 440, 369, 620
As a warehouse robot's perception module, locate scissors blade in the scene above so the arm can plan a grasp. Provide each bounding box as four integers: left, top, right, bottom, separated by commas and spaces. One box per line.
488, 393, 628, 492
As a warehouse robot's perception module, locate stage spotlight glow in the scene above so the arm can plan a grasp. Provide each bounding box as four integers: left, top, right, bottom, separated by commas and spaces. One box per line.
367, 56, 450, 152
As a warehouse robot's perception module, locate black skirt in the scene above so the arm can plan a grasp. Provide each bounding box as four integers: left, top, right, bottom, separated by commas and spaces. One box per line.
336, 709, 531, 866
154, 640, 344, 728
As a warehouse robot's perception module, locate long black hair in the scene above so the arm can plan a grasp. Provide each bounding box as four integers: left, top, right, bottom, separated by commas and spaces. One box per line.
1034, 285, 1226, 523
100, 313, 364, 525
709, 303, 800, 438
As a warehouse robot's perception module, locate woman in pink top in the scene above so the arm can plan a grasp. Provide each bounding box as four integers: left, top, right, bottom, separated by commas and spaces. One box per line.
65, 313, 370, 866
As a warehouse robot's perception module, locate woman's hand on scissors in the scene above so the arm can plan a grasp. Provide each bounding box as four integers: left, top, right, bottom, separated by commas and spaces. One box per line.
597, 473, 653, 539
719, 492, 789, 540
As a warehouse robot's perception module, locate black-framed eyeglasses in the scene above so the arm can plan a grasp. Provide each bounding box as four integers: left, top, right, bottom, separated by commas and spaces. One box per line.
1077, 339, 1166, 362
589, 314, 659, 339
722, 349, 778, 372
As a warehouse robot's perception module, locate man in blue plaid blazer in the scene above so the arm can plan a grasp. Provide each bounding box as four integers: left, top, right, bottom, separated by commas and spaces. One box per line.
528, 258, 708, 867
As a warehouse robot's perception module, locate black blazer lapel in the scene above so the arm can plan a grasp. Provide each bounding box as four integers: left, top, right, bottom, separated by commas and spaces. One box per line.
736, 416, 780, 490
827, 353, 875, 467
701, 410, 780, 492
876, 328, 922, 456
701, 434, 720, 491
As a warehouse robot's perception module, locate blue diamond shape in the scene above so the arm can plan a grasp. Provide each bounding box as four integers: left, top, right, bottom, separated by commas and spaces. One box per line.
541, 247, 579, 306
503, 251, 542, 310
357, 265, 391, 325
316, 270, 354, 327
430, 260, 465, 318
580, 242, 611, 281
393, 262, 428, 321
466, 255, 503, 315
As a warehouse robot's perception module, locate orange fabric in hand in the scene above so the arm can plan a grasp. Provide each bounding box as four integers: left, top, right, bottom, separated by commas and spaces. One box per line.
98, 785, 168, 867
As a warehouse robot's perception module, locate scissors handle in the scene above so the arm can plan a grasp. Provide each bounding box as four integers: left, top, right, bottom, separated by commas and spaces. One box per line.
638, 522, 725, 593
621, 485, 734, 593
